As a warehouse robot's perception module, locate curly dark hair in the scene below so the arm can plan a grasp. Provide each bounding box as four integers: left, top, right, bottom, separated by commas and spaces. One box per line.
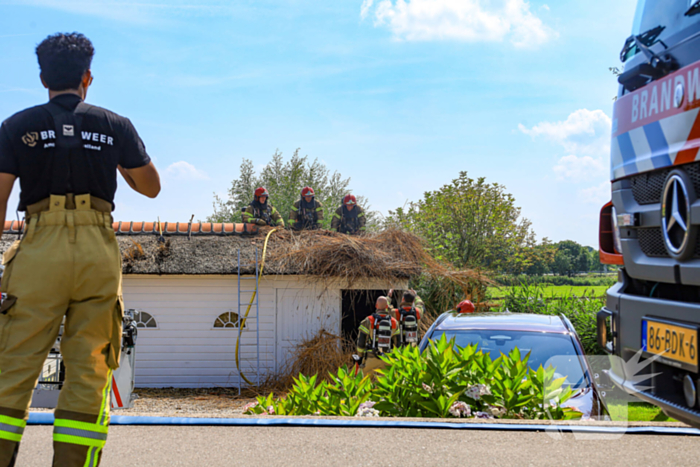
402, 290, 416, 303
36, 33, 94, 91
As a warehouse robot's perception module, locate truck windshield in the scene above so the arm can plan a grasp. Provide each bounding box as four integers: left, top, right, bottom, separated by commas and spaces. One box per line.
623, 0, 700, 61
431, 330, 588, 389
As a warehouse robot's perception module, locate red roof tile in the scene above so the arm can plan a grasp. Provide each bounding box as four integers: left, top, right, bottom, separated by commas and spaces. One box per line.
3, 220, 259, 236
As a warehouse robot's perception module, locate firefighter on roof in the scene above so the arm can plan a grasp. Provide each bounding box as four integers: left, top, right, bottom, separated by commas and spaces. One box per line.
242, 187, 284, 227
331, 194, 366, 235
0, 33, 161, 467
356, 296, 399, 374
290, 186, 323, 230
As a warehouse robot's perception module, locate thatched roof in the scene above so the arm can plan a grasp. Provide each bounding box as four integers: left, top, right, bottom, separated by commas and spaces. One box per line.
0, 228, 425, 279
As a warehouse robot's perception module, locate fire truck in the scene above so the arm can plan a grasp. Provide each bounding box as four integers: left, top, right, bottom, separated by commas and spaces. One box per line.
598, 0, 700, 426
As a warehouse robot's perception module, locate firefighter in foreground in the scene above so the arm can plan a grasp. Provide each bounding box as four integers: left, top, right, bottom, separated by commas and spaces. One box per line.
290, 186, 323, 230
330, 194, 366, 234
0, 33, 160, 467
395, 289, 425, 347
355, 296, 399, 374
242, 187, 284, 227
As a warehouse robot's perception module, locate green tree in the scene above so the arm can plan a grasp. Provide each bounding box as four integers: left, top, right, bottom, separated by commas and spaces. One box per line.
576, 249, 590, 273
209, 149, 375, 229
553, 249, 574, 276
387, 172, 535, 270
551, 240, 597, 276
523, 238, 556, 276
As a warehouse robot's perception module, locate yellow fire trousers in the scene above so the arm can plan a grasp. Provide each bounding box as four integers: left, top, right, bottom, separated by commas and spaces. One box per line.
0, 194, 123, 467
361, 355, 389, 375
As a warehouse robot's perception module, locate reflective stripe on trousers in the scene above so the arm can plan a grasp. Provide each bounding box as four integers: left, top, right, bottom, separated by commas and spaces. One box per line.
0, 415, 25, 443
53, 370, 112, 467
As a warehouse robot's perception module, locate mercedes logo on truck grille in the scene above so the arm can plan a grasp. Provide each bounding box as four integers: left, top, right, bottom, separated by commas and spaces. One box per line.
662, 170, 696, 259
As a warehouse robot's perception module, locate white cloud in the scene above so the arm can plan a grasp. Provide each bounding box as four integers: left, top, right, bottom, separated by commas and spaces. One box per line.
165, 161, 209, 181
361, 0, 374, 19
518, 109, 612, 155
553, 154, 607, 181
520, 108, 613, 208
579, 181, 610, 205
362, 0, 555, 48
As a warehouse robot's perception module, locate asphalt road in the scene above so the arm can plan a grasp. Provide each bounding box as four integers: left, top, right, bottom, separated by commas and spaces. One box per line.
16, 426, 699, 466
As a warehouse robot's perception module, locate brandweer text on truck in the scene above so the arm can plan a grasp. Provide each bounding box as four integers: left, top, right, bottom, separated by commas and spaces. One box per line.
598, 0, 700, 427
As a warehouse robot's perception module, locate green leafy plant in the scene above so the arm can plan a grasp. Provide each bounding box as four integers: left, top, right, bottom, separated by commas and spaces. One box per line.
321, 365, 373, 416
244, 366, 372, 416
245, 335, 583, 421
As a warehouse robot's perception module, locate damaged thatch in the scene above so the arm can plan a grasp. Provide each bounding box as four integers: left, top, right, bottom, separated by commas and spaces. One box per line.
107, 228, 429, 278
0, 227, 491, 299
259, 330, 355, 392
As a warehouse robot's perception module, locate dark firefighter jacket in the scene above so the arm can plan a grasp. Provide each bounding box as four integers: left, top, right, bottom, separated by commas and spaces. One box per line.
242, 200, 285, 227
290, 198, 323, 230
330, 205, 366, 234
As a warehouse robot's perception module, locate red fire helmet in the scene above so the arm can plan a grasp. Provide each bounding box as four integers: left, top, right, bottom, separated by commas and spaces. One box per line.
301, 186, 315, 197
456, 300, 475, 314
254, 187, 269, 198
343, 194, 357, 205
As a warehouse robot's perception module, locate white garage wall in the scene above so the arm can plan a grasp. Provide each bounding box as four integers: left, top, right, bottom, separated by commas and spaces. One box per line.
122, 275, 345, 388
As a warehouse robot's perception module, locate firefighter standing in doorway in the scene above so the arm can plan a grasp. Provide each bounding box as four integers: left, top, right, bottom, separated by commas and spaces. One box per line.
242, 187, 284, 227
290, 187, 323, 230
0, 33, 160, 467
330, 194, 366, 235
395, 289, 425, 348
355, 296, 399, 374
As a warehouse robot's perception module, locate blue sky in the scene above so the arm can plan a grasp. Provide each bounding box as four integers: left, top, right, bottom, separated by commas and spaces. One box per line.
0, 0, 637, 247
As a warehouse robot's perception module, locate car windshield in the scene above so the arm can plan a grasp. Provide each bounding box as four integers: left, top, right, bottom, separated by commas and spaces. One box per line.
623, 0, 700, 61
431, 330, 588, 389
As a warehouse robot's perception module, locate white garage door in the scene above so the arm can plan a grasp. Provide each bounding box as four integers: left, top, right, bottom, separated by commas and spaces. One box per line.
276, 288, 340, 372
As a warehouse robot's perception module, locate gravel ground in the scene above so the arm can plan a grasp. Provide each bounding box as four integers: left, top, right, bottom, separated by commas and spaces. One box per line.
32, 388, 260, 418
119, 388, 259, 417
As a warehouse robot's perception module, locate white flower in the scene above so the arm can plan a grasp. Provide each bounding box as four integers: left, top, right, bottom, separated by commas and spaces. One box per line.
242, 401, 259, 413
358, 401, 376, 411
267, 405, 275, 415
474, 411, 494, 419
465, 384, 491, 401
487, 406, 506, 418
356, 407, 380, 417
422, 383, 434, 394
448, 401, 471, 418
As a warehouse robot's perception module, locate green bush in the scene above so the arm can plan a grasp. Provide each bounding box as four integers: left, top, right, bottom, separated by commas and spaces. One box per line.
244, 335, 582, 421
496, 282, 603, 355
244, 366, 372, 416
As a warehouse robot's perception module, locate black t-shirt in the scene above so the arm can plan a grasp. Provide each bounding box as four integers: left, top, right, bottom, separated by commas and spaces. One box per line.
0, 94, 151, 211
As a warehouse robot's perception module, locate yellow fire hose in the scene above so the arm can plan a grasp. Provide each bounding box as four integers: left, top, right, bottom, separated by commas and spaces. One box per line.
235, 227, 278, 386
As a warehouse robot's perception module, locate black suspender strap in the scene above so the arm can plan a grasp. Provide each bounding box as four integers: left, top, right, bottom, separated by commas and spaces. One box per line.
43, 101, 93, 197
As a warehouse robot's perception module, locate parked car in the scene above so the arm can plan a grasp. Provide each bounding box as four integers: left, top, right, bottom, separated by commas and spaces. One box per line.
419, 312, 609, 420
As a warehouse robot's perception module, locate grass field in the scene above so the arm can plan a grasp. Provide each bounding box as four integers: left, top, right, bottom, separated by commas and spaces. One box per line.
488, 285, 609, 299
607, 402, 676, 422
